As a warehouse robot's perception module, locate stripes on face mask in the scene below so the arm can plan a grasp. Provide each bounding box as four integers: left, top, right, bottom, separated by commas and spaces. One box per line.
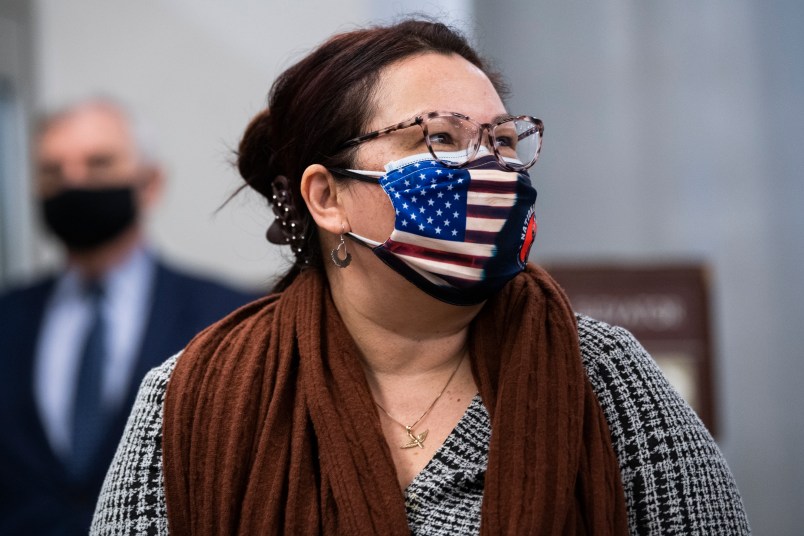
344, 153, 538, 306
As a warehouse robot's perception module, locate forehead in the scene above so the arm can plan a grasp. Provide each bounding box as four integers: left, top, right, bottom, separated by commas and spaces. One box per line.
37, 106, 136, 162
369, 52, 506, 129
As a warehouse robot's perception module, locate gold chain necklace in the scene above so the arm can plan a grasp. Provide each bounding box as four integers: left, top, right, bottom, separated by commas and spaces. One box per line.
374, 353, 464, 449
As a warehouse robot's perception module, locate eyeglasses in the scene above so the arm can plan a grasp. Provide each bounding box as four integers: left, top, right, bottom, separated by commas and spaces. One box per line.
337, 111, 544, 171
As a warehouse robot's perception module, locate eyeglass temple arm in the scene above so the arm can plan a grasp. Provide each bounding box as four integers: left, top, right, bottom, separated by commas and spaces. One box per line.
328, 168, 382, 183
338, 117, 423, 150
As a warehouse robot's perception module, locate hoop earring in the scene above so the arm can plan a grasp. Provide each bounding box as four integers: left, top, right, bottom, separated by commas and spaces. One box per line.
330, 227, 352, 268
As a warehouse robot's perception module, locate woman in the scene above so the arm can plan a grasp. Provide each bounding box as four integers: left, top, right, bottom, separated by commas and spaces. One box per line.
91, 20, 750, 535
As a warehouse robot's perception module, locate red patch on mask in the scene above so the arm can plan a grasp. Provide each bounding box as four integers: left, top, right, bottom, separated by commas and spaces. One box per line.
519, 214, 537, 264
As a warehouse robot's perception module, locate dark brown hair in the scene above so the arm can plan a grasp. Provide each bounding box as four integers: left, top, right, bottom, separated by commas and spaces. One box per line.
237, 19, 506, 291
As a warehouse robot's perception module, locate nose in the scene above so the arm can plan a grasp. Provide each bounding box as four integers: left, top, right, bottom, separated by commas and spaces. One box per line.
479, 125, 495, 151
465, 126, 496, 161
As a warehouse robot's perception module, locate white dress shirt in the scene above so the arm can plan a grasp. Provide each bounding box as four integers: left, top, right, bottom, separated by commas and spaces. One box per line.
34, 247, 156, 459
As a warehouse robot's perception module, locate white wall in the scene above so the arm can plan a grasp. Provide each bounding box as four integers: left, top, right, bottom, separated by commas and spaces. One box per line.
474, 1, 804, 534
30, 0, 379, 290
24, 0, 475, 292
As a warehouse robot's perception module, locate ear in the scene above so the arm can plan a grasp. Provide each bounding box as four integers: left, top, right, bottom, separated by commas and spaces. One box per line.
300, 164, 348, 234
137, 165, 164, 211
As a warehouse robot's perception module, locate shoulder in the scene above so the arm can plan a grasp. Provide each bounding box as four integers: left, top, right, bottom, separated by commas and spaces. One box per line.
108, 353, 178, 446
91, 354, 179, 535
110, 351, 179, 456
0, 276, 55, 310
575, 313, 706, 452
576, 313, 677, 408
576, 314, 750, 535
575, 314, 696, 462
136, 352, 181, 403
0, 277, 56, 354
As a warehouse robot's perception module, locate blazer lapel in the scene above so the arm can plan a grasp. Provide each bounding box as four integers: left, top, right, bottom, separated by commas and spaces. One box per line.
124, 262, 185, 409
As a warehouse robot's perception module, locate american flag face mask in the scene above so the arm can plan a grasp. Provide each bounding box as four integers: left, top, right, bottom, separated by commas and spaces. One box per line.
343, 153, 538, 305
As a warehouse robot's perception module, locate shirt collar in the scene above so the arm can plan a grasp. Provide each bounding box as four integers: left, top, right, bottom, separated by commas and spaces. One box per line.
52, 246, 155, 304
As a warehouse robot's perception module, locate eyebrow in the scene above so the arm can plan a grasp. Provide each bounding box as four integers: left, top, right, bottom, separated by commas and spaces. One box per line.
414, 110, 514, 124
491, 113, 515, 124
38, 160, 61, 173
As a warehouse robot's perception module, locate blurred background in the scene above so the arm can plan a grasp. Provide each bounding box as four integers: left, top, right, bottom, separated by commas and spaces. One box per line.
1, 0, 801, 533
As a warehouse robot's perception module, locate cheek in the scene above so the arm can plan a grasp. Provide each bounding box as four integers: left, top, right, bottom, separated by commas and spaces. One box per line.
354, 139, 400, 173
344, 183, 396, 241
36, 178, 59, 199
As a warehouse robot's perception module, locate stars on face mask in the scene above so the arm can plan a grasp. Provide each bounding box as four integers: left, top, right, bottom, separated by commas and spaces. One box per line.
381, 161, 470, 241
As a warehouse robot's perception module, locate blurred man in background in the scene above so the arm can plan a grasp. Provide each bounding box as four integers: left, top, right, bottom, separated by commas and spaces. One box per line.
0, 98, 259, 534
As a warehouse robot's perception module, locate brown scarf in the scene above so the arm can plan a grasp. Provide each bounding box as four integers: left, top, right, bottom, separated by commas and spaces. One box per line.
163, 265, 628, 535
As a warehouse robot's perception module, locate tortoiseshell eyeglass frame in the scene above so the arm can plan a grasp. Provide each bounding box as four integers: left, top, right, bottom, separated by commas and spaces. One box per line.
336, 111, 544, 171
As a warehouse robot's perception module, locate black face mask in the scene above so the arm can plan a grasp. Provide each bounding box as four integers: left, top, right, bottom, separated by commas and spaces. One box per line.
41, 187, 138, 251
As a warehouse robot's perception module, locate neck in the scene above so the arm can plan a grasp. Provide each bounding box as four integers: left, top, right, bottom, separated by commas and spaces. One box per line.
326, 255, 482, 482
67, 225, 143, 280
327, 262, 483, 378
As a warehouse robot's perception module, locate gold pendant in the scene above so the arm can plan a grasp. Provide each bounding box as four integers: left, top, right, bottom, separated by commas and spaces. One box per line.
401, 425, 428, 449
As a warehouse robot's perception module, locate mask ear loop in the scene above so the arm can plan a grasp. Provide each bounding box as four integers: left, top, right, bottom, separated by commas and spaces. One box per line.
330, 224, 352, 268
328, 168, 382, 183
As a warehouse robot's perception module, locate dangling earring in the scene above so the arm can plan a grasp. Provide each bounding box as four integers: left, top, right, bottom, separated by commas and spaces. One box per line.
331, 225, 352, 268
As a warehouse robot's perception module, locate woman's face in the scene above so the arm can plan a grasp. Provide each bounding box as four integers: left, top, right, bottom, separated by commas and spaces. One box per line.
342, 52, 507, 243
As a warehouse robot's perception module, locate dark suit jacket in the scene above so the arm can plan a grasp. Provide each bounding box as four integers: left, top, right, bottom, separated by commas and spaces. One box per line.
0, 260, 260, 535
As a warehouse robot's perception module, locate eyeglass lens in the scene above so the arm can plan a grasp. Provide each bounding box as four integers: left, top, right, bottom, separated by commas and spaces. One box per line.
423, 114, 542, 169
